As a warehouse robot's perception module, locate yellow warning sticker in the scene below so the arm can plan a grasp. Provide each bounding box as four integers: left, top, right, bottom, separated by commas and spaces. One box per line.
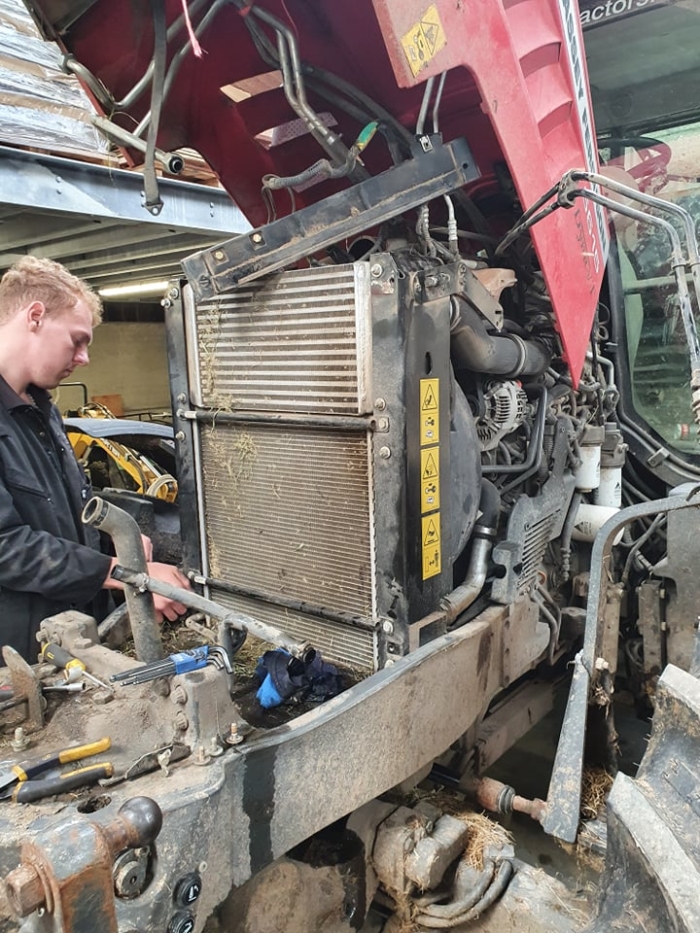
420, 378, 440, 445
422, 515, 442, 579
422, 514, 440, 547
421, 447, 440, 512
401, 5, 447, 78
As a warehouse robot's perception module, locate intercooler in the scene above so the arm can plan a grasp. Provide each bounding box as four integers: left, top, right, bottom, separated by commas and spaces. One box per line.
174, 258, 459, 671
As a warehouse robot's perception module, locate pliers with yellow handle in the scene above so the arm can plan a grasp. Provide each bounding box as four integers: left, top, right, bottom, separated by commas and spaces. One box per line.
0, 738, 113, 803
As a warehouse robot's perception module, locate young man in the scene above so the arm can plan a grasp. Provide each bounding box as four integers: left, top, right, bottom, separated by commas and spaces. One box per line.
0, 255, 189, 661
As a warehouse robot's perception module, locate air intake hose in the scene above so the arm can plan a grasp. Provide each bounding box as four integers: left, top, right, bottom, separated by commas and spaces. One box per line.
449, 295, 550, 378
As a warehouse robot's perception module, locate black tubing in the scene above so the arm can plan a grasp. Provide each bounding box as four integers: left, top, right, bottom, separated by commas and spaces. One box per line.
450, 296, 550, 378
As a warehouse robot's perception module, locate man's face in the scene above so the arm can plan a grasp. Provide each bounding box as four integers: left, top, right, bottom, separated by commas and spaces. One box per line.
28, 299, 94, 390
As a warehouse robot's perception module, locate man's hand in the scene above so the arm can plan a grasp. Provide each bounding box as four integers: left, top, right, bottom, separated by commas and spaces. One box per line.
147, 562, 191, 623
104, 558, 191, 623
140, 534, 154, 562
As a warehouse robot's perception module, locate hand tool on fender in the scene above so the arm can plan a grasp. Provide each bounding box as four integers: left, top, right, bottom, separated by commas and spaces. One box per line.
0, 736, 112, 799
42, 682, 87, 694
40, 642, 113, 691
4, 763, 114, 803
111, 645, 231, 685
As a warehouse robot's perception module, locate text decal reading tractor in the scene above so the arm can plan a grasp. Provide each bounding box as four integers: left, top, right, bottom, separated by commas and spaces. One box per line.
558, 0, 609, 281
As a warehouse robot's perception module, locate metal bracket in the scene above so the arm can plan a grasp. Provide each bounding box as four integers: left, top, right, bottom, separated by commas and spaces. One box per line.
182, 137, 479, 300
1, 646, 43, 732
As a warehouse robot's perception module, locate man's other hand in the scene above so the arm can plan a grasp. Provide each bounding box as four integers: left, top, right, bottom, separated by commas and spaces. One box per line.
146, 562, 191, 623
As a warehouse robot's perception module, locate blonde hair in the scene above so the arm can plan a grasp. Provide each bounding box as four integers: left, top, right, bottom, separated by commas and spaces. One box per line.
0, 256, 102, 326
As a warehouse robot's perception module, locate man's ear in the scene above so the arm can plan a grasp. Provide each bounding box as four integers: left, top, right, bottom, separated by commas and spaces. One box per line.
26, 301, 46, 330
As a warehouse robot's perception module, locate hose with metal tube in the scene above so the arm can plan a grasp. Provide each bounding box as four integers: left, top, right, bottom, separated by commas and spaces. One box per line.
82, 497, 163, 664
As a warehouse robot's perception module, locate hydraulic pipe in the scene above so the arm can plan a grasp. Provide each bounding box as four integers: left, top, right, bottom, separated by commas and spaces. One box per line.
92, 115, 184, 174
82, 497, 164, 664
111, 566, 313, 660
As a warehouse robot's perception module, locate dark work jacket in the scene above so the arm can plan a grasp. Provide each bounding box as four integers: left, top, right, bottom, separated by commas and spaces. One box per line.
0, 377, 112, 661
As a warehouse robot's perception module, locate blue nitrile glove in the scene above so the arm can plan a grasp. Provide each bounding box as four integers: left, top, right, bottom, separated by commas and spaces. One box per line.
256, 672, 284, 709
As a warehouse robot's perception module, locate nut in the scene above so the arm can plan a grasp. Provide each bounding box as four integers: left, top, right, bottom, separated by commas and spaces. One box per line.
171, 685, 188, 705
5, 864, 45, 918
174, 710, 189, 732
11, 728, 30, 752
226, 723, 244, 746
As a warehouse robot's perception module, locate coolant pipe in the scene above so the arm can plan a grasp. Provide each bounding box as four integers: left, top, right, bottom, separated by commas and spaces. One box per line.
82, 497, 164, 664
441, 480, 500, 624
449, 295, 550, 377
110, 566, 313, 661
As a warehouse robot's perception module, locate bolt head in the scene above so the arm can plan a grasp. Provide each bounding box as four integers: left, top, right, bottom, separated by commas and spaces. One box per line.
5, 864, 45, 918
11, 727, 30, 752
379, 446, 391, 459
374, 398, 386, 411
370, 263, 383, 277
382, 620, 394, 634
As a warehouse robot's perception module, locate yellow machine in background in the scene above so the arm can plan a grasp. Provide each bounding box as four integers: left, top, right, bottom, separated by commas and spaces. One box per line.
63, 404, 178, 503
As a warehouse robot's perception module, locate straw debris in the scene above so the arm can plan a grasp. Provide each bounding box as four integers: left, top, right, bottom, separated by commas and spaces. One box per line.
580, 766, 613, 821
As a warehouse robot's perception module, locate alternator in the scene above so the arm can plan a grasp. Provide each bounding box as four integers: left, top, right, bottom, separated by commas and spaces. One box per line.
476, 380, 528, 451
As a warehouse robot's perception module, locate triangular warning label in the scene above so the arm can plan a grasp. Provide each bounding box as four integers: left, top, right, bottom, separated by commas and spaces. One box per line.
422, 385, 436, 410
424, 518, 439, 546
422, 452, 438, 480
421, 22, 438, 54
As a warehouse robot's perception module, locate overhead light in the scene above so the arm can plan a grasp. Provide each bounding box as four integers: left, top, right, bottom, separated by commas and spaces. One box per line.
98, 281, 170, 298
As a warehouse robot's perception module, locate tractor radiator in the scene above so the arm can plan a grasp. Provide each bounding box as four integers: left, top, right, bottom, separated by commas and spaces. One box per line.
187, 264, 378, 669
181, 258, 455, 671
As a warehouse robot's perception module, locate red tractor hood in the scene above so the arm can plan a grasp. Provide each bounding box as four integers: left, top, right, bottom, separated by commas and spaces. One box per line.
26, 0, 606, 381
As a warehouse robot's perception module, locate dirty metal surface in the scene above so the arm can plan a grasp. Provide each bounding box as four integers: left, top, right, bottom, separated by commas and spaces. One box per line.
543, 491, 700, 843
0, 610, 523, 932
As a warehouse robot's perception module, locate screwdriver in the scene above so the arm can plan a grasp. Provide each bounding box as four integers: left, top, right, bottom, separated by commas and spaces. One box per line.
40, 643, 113, 691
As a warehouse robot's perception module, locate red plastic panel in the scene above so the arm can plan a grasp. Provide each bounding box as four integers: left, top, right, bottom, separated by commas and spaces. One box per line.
27, 0, 606, 380
372, 0, 608, 381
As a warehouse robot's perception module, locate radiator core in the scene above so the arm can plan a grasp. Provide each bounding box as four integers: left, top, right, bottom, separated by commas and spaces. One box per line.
189, 264, 379, 669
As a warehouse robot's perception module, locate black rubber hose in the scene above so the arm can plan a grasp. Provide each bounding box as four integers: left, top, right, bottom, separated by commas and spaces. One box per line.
450, 296, 550, 378
478, 478, 501, 530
